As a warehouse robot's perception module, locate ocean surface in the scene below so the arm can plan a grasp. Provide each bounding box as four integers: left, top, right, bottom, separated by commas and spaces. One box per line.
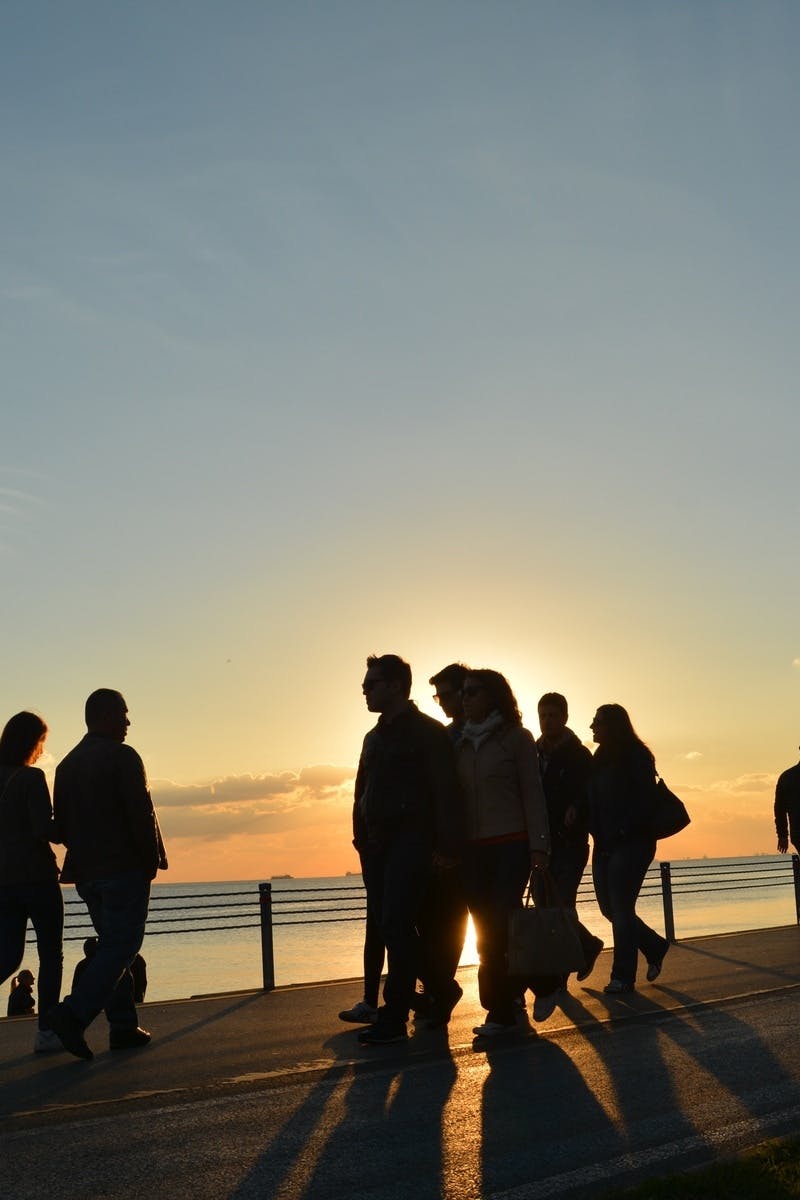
47, 855, 799, 1005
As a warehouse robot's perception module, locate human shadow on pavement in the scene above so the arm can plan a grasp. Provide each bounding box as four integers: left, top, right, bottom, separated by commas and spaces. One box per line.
561, 986, 706, 1172
675, 938, 800, 988
652, 981, 800, 1123
228, 1022, 458, 1200
478, 1032, 627, 1197
0, 992, 264, 1122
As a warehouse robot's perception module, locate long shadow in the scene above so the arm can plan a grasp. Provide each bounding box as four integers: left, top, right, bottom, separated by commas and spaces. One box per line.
0, 993, 264, 1122
651, 980, 800, 1122
677, 938, 800, 987
228, 1022, 458, 1200
557, 985, 708, 1171
478, 1031, 627, 1196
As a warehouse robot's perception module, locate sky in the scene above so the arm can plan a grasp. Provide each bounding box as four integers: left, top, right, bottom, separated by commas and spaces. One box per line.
3, 2, 799, 880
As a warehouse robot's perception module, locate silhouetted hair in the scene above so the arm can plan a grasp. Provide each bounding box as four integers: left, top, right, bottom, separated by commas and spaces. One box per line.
10, 969, 34, 994
594, 703, 655, 767
466, 670, 522, 726
429, 663, 470, 691
538, 692, 568, 719
366, 654, 412, 698
0, 712, 47, 767
85, 689, 125, 726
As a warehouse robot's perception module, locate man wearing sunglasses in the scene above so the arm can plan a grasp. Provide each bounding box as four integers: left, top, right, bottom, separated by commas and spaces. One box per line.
353, 654, 461, 1045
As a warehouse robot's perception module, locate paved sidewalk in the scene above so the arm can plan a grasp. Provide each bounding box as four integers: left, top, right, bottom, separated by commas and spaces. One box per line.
2, 924, 800, 1129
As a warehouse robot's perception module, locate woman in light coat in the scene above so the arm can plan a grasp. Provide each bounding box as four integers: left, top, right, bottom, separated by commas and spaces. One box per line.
457, 670, 549, 1036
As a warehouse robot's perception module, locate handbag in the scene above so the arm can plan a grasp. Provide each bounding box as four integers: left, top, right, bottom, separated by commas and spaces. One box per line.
650, 775, 691, 839
507, 871, 586, 977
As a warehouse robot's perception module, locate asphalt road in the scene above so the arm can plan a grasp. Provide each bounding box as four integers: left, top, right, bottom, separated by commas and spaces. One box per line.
3, 928, 800, 1199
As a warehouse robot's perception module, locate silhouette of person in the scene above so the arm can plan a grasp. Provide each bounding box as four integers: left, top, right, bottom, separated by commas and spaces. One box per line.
457, 669, 550, 1038
0, 710, 64, 1053
527, 693, 604, 1021
353, 655, 461, 1045
7, 968, 36, 1016
774, 747, 800, 855
48, 689, 167, 1059
589, 703, 669, 993
413, 663, 471, 1028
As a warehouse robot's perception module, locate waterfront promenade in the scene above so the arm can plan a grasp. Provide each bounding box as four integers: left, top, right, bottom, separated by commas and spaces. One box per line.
3, 925, 800, 1199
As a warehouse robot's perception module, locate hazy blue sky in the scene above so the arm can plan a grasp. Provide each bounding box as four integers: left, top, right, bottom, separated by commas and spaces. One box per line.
3, 2, 798, 877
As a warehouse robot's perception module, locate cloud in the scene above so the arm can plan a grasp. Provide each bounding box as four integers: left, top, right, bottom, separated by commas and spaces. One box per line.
150, 765, 357, 846
683, 751, 703, 760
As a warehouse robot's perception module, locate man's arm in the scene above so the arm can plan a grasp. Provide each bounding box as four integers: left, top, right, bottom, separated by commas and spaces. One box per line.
775, 774, 789, 853
118, 747, 165, 876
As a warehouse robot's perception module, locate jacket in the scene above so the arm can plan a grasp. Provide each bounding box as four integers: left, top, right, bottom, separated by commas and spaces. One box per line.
774, 763, 800, 847
536, 728, 592, 848
353, 703, 461, 856
589, 743, 657, 852
0, 765, 59, 885
54, 733, 168, 884
457, 723, 550, 854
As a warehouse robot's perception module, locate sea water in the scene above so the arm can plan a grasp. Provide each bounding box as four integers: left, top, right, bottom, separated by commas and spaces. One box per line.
48, 856, 799, 1004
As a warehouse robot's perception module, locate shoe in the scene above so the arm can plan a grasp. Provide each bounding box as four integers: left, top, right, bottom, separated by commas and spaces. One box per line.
647, 943, 669, 983
603, 979, 635, 995
358, 1021, 408, 1045
109, 1026, 152, 1050
472, 1021, 515, 1037
424, 981, 463, 1029
532, 990, 560, 1023
410, 990, 434, 1017
33, 1029, 64, 1054
338, 1001, 378, 1024
576, 937, 605, 982
46, 1003, 93, 1060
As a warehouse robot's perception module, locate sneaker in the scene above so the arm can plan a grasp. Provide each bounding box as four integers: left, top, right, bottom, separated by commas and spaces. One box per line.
424, 981, 463, 1029
646, 943, 669, 983
472, 1021, 515, 1037
603, 978, 635, 995
109, 1026, 152, 1050
338, 1001, 378, 1025
532, 990, 560, 1023
576, 937, 605, 982
46, 1003, 93, 1060
358, 1020, 408, 1045
33, 1029, 64, 1055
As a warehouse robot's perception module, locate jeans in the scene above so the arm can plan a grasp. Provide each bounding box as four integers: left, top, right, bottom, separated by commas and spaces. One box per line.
361, 831, 432, 1024
0, 879, 64, 1030
417, 863, 469, 1002
592, 838, 667, 985
67, 870, 151, 1030
462, 840, 530, 1025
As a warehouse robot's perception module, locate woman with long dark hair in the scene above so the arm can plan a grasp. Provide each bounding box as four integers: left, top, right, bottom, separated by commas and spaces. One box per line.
589, 703, 668, 993
0, 711, 64, 1051
457, 669, 550, 1036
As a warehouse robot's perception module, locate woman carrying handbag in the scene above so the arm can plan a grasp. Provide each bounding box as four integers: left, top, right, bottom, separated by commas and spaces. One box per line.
588, 704, 669, 994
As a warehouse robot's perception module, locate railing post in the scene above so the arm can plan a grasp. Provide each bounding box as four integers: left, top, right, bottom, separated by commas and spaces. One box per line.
660, 861, 675, 943
792, 856, 800, 925
259, 882, 275, 991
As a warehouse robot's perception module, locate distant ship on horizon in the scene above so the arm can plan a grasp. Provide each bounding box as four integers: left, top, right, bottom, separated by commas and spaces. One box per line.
271, 873, 293, 880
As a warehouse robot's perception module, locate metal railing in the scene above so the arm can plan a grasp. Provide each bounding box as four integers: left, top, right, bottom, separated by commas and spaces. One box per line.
34, 856, 800, 994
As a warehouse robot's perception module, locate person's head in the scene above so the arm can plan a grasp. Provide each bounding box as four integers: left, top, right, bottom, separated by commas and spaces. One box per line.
362, 654, 412, 715
538, 692, 569, 743
462, 669, 522, 726
0, 712, 48, 767
83, 937, 98, 958
591, 703, 651, 761
85, 689, 129, 742
16, 969, 34, 990
429, 663, 470, 722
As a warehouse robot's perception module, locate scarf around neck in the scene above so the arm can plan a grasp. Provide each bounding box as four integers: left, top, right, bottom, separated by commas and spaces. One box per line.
460, 709, 506, 749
